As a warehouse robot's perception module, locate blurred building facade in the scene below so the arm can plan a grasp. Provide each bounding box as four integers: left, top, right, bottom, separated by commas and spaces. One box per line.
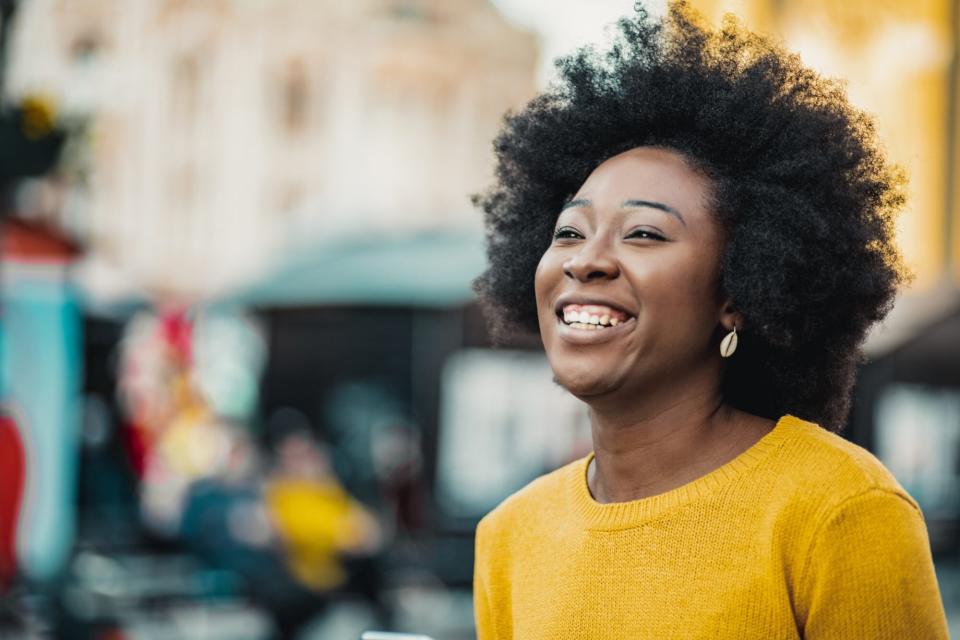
694, 0, 960, 350
5, 0, 537, 300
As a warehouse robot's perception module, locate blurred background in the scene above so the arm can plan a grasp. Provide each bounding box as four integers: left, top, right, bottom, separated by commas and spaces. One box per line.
0, 0, 957, 638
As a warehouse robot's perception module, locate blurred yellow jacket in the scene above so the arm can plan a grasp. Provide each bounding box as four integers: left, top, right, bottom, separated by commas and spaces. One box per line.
266, 478, 372, 591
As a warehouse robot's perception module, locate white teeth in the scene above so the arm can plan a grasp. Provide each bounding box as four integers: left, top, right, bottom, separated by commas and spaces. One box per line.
567, 321, 608, 330
560, 307, 632, 329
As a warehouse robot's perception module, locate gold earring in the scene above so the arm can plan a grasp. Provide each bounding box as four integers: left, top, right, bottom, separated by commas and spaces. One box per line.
720, 326, 738, 358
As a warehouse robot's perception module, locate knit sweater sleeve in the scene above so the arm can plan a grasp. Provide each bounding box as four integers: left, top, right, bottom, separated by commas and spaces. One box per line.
796, 487, 949, 639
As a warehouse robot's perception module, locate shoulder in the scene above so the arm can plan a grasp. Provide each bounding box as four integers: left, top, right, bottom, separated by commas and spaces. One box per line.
771, 414, 927, 581
775, 414, 920, 514
476, 455, 583, 542
787, 419, 945, 634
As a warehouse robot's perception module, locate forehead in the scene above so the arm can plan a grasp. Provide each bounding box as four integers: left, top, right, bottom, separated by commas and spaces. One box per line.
572, 146, 714, 219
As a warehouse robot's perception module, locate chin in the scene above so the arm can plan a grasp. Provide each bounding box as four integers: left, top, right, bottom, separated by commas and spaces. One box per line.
551, 366, 620, 400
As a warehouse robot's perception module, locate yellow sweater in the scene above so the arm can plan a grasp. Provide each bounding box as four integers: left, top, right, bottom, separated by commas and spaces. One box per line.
473, 414, 950, 639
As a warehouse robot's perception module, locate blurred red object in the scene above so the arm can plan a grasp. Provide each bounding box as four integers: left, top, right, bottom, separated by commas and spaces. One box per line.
1, 217, 79, 262
159, 308, 193, 367
120, 418, 150, 479
0, 413, 25, 589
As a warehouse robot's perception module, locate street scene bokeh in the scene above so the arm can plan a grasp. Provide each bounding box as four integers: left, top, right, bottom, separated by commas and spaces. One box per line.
0, 0, 959, 638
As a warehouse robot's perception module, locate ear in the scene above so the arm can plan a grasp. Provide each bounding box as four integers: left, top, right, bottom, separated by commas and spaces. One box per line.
718, 297, 742, 332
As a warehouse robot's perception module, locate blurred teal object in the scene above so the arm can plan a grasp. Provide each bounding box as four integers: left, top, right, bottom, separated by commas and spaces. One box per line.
1, 262, 82, 582
216, 230, 487, 308
192, 311, 266, 421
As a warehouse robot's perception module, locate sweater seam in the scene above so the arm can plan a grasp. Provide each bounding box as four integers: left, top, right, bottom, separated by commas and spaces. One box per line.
474, 519, 498, 640
476, 569, 496, 640
795, 485, 922, 600
573, 414, 802, 533
578, 436, 789, 532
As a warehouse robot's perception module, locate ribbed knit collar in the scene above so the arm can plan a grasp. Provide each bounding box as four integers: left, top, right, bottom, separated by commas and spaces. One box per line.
571, 413, 803, 530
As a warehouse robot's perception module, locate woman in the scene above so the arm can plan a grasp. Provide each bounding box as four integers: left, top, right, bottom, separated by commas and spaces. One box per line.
470, 3, 950, 639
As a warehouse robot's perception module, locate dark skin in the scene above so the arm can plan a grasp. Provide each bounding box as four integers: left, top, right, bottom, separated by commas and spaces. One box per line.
533, 146, 776, 504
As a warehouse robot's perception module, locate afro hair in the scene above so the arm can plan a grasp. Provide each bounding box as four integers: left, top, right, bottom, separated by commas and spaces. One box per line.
471, 1, 909, 432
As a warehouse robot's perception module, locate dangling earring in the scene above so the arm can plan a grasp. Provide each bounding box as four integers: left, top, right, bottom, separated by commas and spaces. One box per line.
720, 326, 738, 358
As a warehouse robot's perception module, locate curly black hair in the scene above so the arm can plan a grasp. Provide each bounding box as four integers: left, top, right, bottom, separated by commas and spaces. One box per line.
471, 1, 909, 432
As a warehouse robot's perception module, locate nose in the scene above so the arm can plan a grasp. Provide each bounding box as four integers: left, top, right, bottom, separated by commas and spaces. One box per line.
562, 237, 620, 282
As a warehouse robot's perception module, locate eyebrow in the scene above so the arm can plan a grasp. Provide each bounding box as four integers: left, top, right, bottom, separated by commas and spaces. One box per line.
561, 198, 687, 227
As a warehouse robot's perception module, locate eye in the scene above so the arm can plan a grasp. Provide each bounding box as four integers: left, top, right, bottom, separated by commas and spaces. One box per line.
627, 228, 666, 241
552, 226, 582, 240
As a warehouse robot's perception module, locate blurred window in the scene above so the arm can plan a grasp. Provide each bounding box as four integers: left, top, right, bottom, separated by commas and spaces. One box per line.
171, 54, 200, 126
435, 349, 591, 517
280, 60, 309, 134
69, 31, 103, 67
875, 384, 960, 521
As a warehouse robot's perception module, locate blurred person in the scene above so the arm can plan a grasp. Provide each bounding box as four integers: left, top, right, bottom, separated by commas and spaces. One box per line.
116, 307, 196, 479
179, 424, 273, 559
470, 2, 949, 638
265, 429, 383, 593
178, 423, 333, 640
137, 381, 231, 535
178, 425, 288, 595
115, 306, 247, 536
370, 419, 429, 536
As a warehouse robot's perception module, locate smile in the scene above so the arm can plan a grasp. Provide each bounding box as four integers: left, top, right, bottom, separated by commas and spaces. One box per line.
554, 303, 637, 344
559, 303, 630, 328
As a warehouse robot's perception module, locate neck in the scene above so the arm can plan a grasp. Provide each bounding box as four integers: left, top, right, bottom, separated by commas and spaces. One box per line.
586, 384, 763, 503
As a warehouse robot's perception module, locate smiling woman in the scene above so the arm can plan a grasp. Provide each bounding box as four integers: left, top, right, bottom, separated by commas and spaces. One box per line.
470, 1, 950, 639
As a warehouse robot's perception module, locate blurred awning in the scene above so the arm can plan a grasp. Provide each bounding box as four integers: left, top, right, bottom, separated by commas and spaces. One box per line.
214, 229, 488, 309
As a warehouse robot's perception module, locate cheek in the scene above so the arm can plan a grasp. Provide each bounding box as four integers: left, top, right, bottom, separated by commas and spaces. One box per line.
635, 249, 720, 320
534, 251, 568, 337
534, 250, 561, 305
